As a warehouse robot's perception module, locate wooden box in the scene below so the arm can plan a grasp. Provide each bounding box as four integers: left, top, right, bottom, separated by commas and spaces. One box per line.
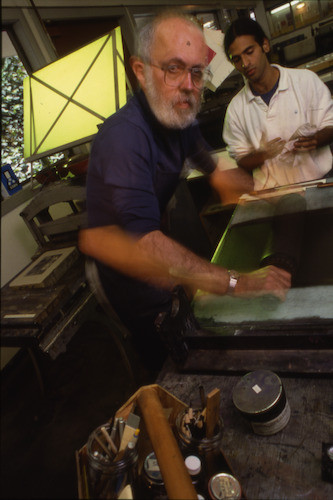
76, 384, 241, 500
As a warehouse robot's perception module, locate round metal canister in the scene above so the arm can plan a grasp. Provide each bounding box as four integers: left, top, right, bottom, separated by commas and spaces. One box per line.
232, 370, 290, 435
208, 472, 241, 500
142, 451, 167, 499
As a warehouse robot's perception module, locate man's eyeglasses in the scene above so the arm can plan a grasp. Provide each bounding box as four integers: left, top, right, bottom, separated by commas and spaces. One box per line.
147, 61, 212, 90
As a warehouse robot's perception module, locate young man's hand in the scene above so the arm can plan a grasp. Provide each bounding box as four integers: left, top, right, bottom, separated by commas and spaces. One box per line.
293, 134, 317, 152
263, 137, 286, 159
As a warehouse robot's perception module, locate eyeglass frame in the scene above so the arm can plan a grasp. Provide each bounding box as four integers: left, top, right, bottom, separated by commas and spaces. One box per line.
144, 60, 212, 90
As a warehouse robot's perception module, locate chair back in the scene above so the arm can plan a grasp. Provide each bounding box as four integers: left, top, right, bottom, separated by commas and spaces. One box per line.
20, 180, 87, 250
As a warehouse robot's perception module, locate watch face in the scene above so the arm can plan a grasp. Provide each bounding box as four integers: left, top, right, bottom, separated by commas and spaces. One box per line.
228, 270, 240, 293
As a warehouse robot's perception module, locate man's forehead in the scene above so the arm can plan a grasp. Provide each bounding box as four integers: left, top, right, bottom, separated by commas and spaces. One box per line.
229, 34, 258, 55
152, 18, 207, 62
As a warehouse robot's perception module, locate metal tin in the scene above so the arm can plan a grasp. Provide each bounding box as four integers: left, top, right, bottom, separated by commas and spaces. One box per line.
208, 472, 241, 500
141, 451, 168, 499
143, 452, 164, 485
232, 370, 290, 435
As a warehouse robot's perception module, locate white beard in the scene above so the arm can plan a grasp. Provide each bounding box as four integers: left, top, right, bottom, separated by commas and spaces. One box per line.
144, 67, 201, 129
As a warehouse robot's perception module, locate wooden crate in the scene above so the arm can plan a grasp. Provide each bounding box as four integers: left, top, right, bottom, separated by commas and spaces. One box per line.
76, 384, 188, 499
76, 384, 243, 499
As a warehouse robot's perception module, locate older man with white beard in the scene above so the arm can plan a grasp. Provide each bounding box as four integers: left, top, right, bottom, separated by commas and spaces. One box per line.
81, 10, 291, 369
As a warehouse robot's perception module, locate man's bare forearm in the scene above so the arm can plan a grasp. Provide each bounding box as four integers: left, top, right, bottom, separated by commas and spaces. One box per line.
79, 226, 229, 294
209, 163, 254, 204
237, 137, 286, 172
138, 230, 230, 294
237, 150, 266, 172
316, 126, 333, 148
79, 226, 291, 300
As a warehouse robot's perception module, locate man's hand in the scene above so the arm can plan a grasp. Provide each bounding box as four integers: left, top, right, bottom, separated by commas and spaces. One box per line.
237, 137, 286, 171
263, 137, 286, 159
293, 134, 317, 152
236, 265, 291, 301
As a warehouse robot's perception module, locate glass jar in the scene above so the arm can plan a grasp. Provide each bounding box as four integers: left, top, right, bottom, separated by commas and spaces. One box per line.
86, 422, 138, 499
175, 408, 224, 455
175, 409, 227, 496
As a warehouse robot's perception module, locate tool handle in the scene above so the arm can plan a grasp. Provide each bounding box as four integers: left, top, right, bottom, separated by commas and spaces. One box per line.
206, 388, 221, 438
137, 386, 197, 500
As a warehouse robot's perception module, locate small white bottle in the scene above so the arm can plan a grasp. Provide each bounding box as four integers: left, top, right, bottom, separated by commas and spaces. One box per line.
185, 455, 205, 498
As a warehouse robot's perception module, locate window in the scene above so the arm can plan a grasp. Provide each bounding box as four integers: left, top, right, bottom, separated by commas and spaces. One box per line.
1, 31, 64, 185
1, 45, 29, 183
291, 1, 320, 29
320, 0, 333, 18
267, 2, 295, 38
266, 0, 327, 38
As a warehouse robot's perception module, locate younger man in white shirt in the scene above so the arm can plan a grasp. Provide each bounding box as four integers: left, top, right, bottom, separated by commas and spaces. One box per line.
222, 17, 333, 191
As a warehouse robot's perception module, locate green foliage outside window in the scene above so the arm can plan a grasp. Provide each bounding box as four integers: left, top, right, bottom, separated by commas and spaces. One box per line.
1, 55, 63, 184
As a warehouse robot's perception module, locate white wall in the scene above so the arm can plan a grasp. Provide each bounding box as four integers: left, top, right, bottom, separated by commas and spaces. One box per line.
1, 199, 38, 369
1, 202, 38, 288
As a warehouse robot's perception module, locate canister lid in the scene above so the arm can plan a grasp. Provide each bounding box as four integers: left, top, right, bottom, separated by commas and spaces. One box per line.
233, 370, 283, 415
185, 455, 202, 475
208, 473, 241, 500
144, 452, 163, 483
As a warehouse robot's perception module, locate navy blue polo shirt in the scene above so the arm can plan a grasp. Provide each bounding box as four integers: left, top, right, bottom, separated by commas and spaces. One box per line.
87, 91, 215, 235
86, 91, 216, 324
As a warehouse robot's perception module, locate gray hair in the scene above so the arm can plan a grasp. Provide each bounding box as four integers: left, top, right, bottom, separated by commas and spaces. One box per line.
136, 9, 203, 62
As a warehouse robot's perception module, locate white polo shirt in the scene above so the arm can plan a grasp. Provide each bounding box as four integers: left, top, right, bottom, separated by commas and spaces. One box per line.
223, 64, 333, 190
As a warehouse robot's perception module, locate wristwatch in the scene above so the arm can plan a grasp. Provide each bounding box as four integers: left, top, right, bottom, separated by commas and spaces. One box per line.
227, 270, 240, 295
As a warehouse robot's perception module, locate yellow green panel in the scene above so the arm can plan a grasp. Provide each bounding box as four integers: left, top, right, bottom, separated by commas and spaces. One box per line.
24, 26, 127, 160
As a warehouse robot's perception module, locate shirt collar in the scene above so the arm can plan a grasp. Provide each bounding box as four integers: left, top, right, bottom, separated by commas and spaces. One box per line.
244, 64, 288, 102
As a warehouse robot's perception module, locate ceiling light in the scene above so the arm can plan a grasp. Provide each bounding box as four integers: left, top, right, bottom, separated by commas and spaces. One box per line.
271, 3, 290, 15
271, 1, 300, 15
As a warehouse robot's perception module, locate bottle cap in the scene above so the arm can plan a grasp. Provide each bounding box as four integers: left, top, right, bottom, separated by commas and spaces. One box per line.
185, 455, 201, 476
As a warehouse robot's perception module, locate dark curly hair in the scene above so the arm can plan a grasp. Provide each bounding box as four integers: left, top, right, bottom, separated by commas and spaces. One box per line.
224, 17, 269, 59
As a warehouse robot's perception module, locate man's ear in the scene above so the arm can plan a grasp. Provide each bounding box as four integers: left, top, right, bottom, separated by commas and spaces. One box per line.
130, 56, 146, 89
262, 38, 270, 54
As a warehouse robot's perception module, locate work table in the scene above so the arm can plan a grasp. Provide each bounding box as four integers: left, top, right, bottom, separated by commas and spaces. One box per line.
157, 359, 333, 499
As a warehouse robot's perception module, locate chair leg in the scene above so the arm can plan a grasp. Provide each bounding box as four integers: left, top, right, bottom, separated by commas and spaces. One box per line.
89, 309, 138, 389
27, 347, 45, 396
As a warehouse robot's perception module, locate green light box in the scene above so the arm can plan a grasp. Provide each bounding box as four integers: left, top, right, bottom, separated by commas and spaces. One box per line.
24, 27, 127, 161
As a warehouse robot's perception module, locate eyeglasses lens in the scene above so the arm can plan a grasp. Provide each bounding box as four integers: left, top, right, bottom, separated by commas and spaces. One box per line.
165, 67, 210, 89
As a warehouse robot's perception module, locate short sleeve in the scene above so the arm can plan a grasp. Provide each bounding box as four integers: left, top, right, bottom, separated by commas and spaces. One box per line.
223, 100, 253, 161
87, 121, 161, 235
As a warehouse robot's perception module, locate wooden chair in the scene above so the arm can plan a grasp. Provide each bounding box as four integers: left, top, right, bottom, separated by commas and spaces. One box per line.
85, 257, 137, 387
20, 179, 87, 253
15, 179, 136, 390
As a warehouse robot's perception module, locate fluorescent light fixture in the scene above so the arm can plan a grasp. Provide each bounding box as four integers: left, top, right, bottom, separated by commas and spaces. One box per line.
24, 27, 127, 162
203, 21, 214, 28
296, 2, 305, 9
271, 1, 299, 15
271, 3, 290, 14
